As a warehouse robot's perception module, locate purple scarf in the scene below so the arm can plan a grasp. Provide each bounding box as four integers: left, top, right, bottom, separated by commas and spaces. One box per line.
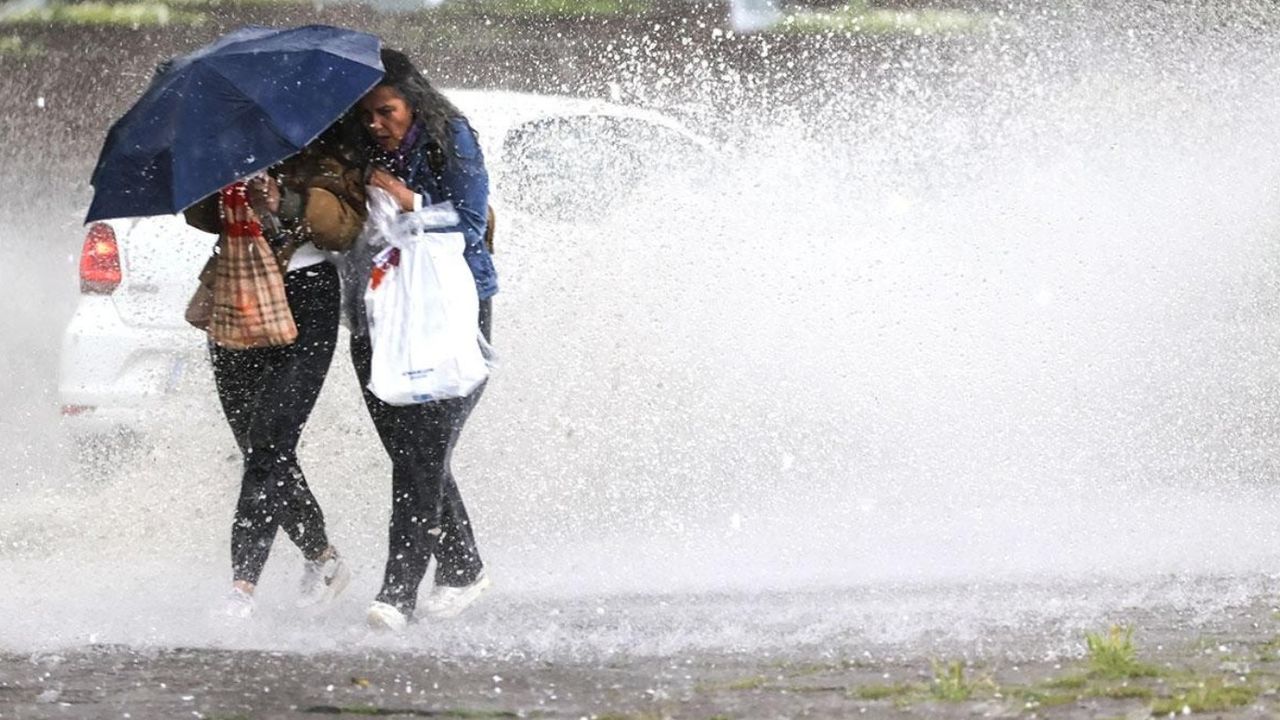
388, 121, 425, 179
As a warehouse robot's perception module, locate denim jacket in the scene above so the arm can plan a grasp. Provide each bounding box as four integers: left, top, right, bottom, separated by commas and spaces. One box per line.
384, 117, 498, 300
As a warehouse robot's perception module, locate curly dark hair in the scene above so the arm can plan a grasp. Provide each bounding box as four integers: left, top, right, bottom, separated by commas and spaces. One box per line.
374, 48, 466, 172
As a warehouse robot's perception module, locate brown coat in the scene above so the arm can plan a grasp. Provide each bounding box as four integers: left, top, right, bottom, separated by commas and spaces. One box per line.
184, 148, 367, 268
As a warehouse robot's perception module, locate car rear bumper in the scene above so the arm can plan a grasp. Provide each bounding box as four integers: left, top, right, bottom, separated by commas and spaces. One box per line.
58, 295, 206, 436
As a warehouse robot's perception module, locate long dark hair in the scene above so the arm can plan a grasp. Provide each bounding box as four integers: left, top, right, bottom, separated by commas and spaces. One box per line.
377, 48, 465, 172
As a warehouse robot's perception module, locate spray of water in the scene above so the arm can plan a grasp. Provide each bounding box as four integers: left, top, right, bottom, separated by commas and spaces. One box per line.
4, 1, 1280, 657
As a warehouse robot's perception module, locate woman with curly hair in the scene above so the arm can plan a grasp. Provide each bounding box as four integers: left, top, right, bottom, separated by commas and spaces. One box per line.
348, 48, 498, 632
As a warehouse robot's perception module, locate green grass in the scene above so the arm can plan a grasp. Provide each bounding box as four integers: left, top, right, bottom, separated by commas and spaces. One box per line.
774, 661, 834, 678
782, 684, 845, 694
1085, 626, 1161, 679
929, 660, 976, 702
1035, 692, 1080, 707
1042, 673, 1089, 690
0, 2, 204, 27
1015, 672, 1158, 709
1088, 684, 1153, 701
695, 674, 771, 692
1256, 635, 1280, 662
0, 34, 42, 57
724, 675, 768, 690
302, 708, 516, 718
1150, 679, 1258, 714
850, 682, 916, 700
775, 1, 988, 36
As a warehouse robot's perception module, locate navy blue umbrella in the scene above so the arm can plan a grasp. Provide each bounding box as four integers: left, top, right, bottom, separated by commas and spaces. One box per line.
86, 25, 382, 223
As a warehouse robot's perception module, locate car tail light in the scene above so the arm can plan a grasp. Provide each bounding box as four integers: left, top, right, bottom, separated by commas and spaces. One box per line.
80, 222, 121, 294
61, 404, 95, 416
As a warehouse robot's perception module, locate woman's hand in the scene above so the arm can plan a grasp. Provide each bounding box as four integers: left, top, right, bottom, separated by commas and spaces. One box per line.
369, 168, 416, 212
246, 174, 281, 217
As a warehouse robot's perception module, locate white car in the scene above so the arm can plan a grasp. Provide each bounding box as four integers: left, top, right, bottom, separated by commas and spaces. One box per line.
58, 89, 716, 458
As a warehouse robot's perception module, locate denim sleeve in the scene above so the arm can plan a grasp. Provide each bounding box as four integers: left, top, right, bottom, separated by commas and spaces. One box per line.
434, 118, 490, 249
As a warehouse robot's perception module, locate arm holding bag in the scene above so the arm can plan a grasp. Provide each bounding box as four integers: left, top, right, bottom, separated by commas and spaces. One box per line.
363, 187, 490, 405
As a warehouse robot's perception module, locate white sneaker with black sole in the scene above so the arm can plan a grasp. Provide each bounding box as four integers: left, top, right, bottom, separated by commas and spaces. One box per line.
296, 550, 351, 610
423, 569, 491, 618
366, 601, 409, 632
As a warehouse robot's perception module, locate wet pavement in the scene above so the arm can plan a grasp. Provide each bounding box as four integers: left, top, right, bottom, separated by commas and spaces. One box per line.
6, 580, 1280, 719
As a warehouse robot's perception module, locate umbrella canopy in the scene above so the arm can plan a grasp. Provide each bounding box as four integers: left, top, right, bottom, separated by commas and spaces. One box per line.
86, 24, 382, 223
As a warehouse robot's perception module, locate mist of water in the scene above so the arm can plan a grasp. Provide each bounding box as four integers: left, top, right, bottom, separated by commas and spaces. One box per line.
5, 2, 1280, 657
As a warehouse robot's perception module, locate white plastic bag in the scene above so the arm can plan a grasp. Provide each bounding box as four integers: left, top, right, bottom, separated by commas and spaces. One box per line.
363, 187, 489, 405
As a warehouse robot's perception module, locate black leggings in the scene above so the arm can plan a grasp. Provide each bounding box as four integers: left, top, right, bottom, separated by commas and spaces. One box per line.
350, 299, 491, 614
211, 262, 340, 585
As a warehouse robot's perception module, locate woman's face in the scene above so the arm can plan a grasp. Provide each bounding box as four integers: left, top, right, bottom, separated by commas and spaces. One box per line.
359, 85, 414, 151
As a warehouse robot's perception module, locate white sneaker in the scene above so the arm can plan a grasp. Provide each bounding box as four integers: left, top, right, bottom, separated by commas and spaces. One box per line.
222, 587, 255, 619
296, 550, 351, 609
423, 569, 491, 618
366, 601, 409, 632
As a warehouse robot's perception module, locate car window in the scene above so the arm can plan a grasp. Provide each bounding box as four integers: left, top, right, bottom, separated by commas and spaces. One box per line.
499, 115, 709, 221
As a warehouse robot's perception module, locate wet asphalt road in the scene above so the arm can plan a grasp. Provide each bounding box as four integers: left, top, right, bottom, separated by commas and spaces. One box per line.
6, 582, 1280, 719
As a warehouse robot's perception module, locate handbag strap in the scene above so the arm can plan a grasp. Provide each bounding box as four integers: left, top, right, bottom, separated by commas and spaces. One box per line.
219, 182, 262, 239
221, 181, 297, 270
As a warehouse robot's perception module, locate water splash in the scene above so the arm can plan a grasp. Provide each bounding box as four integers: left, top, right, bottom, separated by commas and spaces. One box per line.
5, 1, 1280, 656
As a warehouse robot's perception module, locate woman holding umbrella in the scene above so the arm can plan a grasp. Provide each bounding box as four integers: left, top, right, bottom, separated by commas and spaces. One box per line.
84, 25, 387, 619
185, 120, 368, 618
348, 48, 498, 632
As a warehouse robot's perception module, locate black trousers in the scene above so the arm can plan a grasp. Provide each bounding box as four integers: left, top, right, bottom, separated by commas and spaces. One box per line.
350, 299, 491, 614
211, 262, 340, 585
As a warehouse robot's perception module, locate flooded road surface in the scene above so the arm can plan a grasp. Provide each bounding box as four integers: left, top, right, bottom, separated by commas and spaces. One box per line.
4, 576, 1280, 719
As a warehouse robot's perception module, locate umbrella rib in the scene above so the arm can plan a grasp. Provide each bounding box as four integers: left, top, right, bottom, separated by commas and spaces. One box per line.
202, 48, 381, 139
166, 65, 295, 211
199, 61, 302, 151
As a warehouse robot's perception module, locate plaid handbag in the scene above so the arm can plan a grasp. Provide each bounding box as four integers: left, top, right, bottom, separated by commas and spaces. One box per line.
209, 182, 297, 349
183, 253, 216, 331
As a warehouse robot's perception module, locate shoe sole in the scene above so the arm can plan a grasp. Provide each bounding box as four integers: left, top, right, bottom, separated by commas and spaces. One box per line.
426, 574, 492, 619
366, 602, 408, 632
